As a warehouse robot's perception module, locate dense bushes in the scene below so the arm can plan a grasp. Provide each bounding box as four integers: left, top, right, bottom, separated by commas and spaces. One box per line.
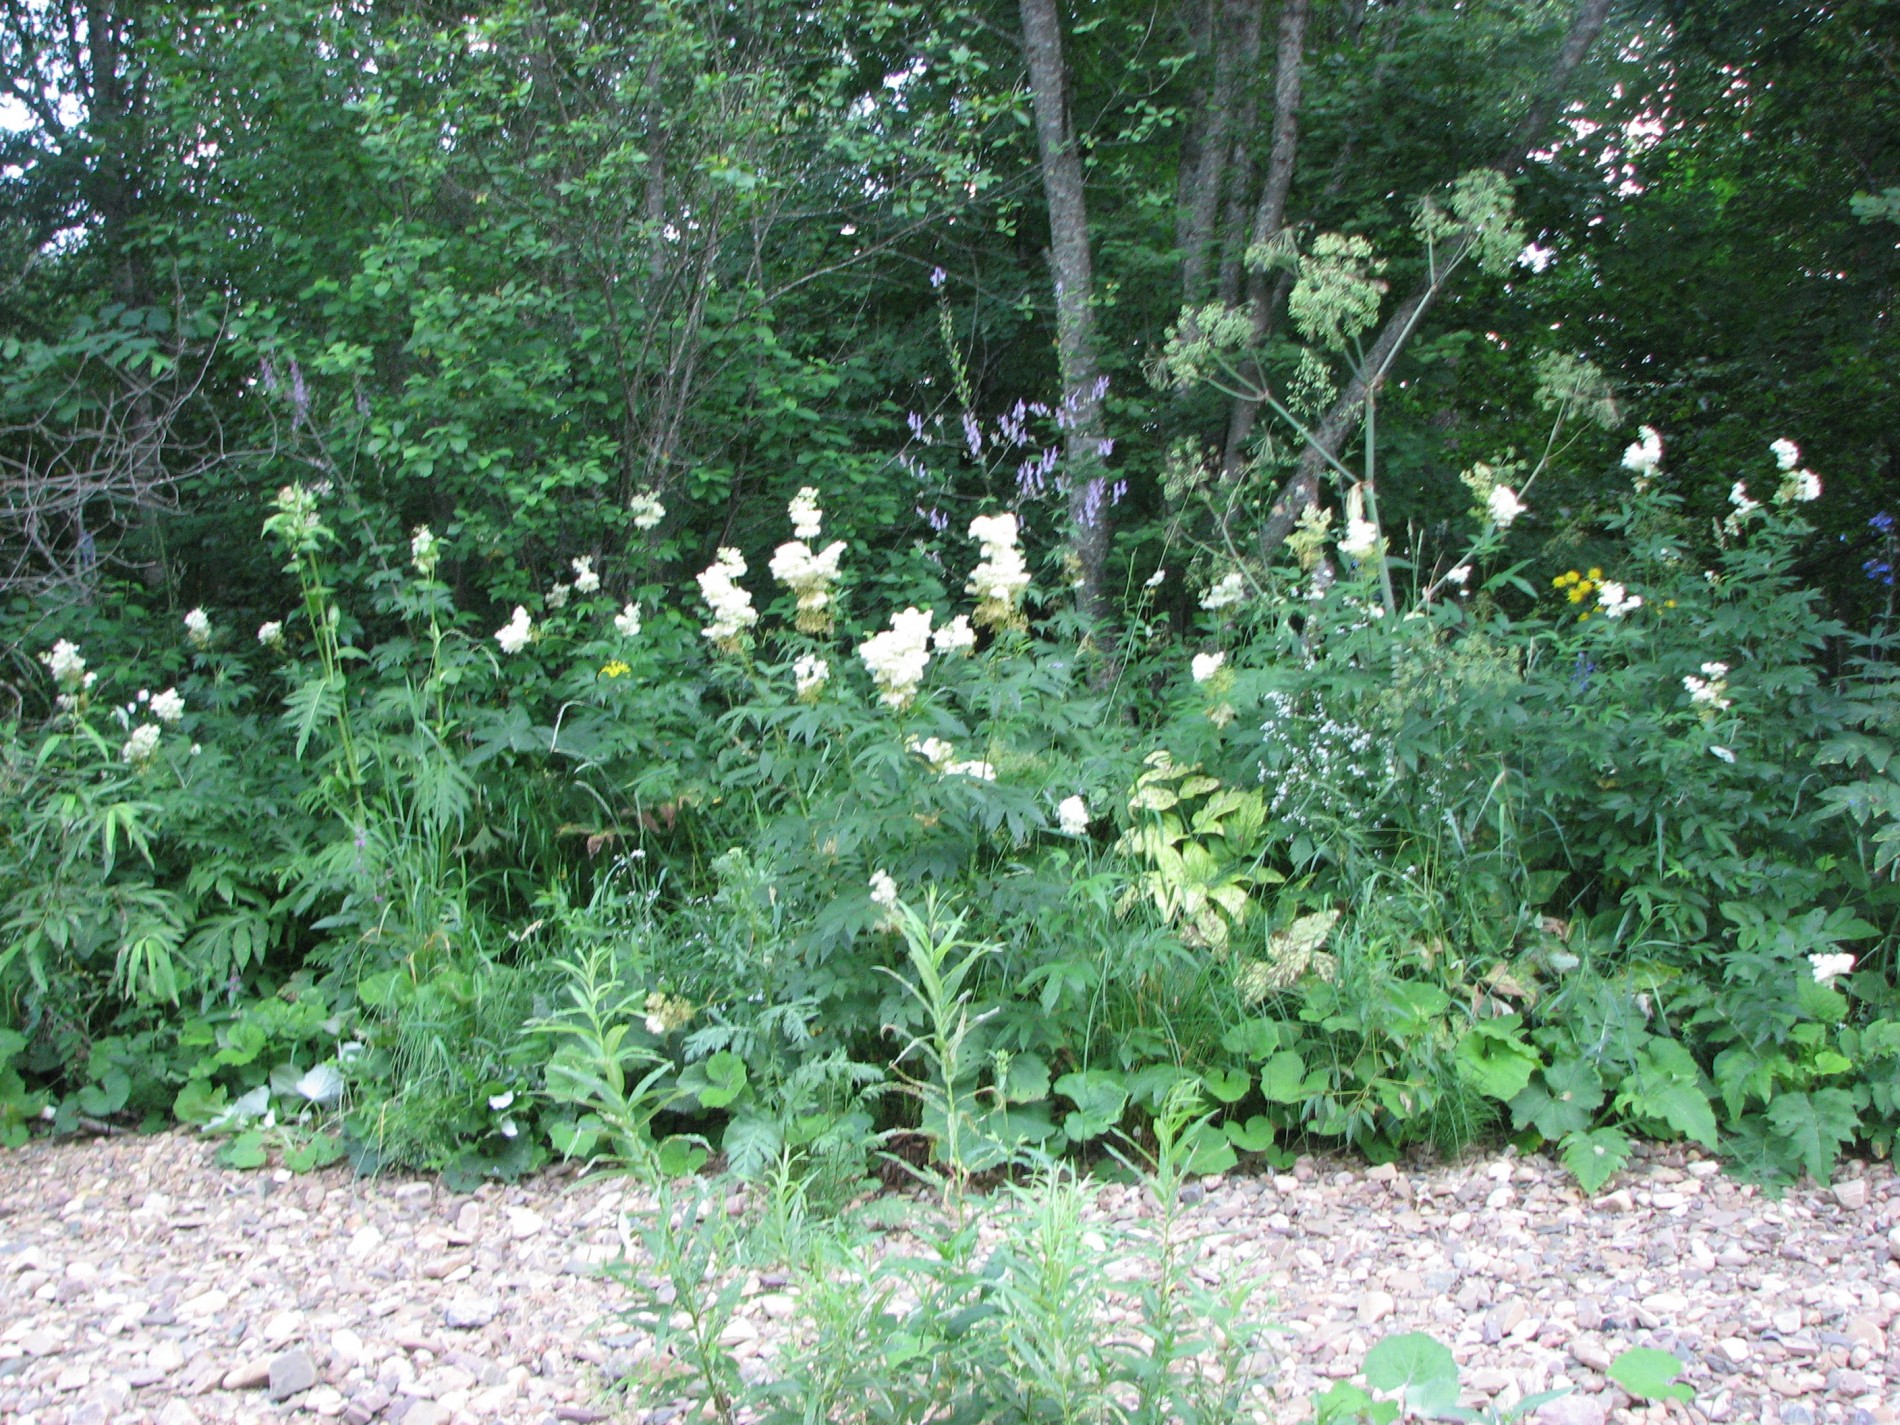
3, 426, 1896, 1195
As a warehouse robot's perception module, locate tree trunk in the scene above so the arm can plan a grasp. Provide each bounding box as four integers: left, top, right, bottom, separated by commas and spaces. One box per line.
1219, 0, 1308, 479
1178, 0, 1261, 309
1019, 0, 1110, 630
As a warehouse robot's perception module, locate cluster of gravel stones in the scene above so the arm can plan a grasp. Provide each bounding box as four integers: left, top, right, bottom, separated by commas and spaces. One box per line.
1, 1131, 1896, 1424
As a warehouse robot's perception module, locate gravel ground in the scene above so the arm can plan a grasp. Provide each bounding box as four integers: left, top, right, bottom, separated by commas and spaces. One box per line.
2, 1131, 1897, 1425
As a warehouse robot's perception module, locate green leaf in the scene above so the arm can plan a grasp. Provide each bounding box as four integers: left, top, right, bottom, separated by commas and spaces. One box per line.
283, 1133, 345, 1172
1560, 1126, 1631, 1195
1223, 1115, 1278, 1153
1182, 1120, 1239, 1176
695, 1051, 749, 1110
1363, 1332, 1462, 1418
173, 1079, 228, 1126
1219, 1017, 1286, 1060
1004, 1052, 1051, 1104
1202, 1066, 1251, 1103
219, 1130, 268, 1170
1452, 1017, 1538, 1100
1312, 1381, 1399, 1425
1764, 1088, 1860, 1184
1607, 1348, 1693, 1402
655, 1135, 710, 1177
1258, 1049, 1308, 1104
1510, 1057, 1604, 1139
722, 1109, 783, 1180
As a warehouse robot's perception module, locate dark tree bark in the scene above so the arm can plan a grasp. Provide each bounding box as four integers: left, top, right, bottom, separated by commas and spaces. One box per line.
1178, 0, 1262, 309
1019, 0, 1111, 629
1219, 0, 1309, 478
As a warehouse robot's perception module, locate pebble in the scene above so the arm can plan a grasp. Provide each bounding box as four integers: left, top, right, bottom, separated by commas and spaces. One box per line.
0, 1133, 1893, 1424
267, 1347, 317, 1400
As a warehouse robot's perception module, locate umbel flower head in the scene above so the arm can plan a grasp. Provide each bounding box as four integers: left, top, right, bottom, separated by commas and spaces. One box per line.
628, 490, 666, 531
40, 639, 91, 693
614, 601, 642, 639
858, 606, 934, 708
1201, 570, 1246, 611
184, 607, 213, 649
794, 653, 829, 700
966, 513, 1031, 632
494, 606, 533, 654
769, 538, 847, 635
410, 525, 440, 577
570, 556, 601, 594
697, 547, 758, 651
1057, 794, 1090, 836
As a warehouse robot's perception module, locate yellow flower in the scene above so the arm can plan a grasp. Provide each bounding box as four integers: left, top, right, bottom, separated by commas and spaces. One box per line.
1586, 567, 1603, 582
1566, 586, 1587, 603
1664, 599, 1677, 608
1554, 570, 1578, 587
600, 660, 631, 679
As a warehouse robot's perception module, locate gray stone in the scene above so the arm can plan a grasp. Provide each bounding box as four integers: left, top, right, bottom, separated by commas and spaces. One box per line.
267, 1346, 318, 1401
443, 1295, 499, 1329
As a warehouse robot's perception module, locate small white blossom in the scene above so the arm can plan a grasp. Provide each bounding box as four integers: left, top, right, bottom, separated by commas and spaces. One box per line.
546, 583, 570, 609
39, 640, 88, 692
1487, 485, 1526, 529
1793, 469, 1821, 502
1191, 651, 1226, 684
697, 547, 758, 647
944, 758, 996, 781
149, 687, 186, 724
1622, 426, 1664, 476
869, 869, 898, 908
1809, 952, 1854, 985
967, 513, 1031, 628
858, 606, 934, 707
789, 486, 824, 540
614, 601, 642, 638
768, 538, 848, 632
257, 620, 285, 648
1701, 660, 1730, 679
793, 653, 829, 699
495, 606, 533, 654
1728, 481, 1759, 515
184, 607, 212, 649
1200, 571, 1247, 610
906, 735, 956, 769
1340, 519, 1382, 561
488, 1091, 515, 1112
1597, 581, 1643, 618
1445, 564, 1472, 587
1057, 795, 1090, 836
1769, 437, 1801, 471
1143, 567, 1167, 589
410, 525, 440, 577
121, 723, 161, 766
932, 615, 976, 654
570, 556, 600, 594
629, 491, 666, 530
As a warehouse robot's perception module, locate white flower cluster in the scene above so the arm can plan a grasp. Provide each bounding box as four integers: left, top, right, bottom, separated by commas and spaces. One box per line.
1057, 794, 1090, 836
697, 547, 758, 649
1723, 481, 1761, 537
869, 868, 898, 909
184, 607, 213, 649
411, 525, 440, 577
1809, 952, 1854, 985
614, 601, 642, 638
769, 536, 847, 635
1596, 581, 1643, 618
1487, 484, 1526, 529
571, 556, 600, 594
1683, 660, 1732, 710
1622, 425, 1663, 479
629, 491, 666, 531
1200, 571, 1247, 610
967, 513, 1031, 631
858, 606, 933, 708
1191, 651, 1226, 684
40, 639, 93, 693
794, 653, 829, 700
905, 734, 994, 781
495, 605, 533, 654
1768, 439, 1822, 506
789, 486, 823, 540
121, 723, 161, 767
932, 615, 976, 654
149, 687, 186, 724
258, 620, 285, 648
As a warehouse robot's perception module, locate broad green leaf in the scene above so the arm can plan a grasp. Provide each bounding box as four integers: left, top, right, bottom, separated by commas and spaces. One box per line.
1607, 1348, 1693, 1402
1561, 1126, 1631, 1194
220, 1130, 268, 1170
1202, 1066, 1251, 1103
1764, 1088, 1860, 1184
1223, 1115, 1277, 1153
1510, 1057, 1603, 1139
1363, 1332, 1462, 1418
1259, 1049, 1308, 1104
695, 1051, 748, 1110
1452, 1018, 1538, 1100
